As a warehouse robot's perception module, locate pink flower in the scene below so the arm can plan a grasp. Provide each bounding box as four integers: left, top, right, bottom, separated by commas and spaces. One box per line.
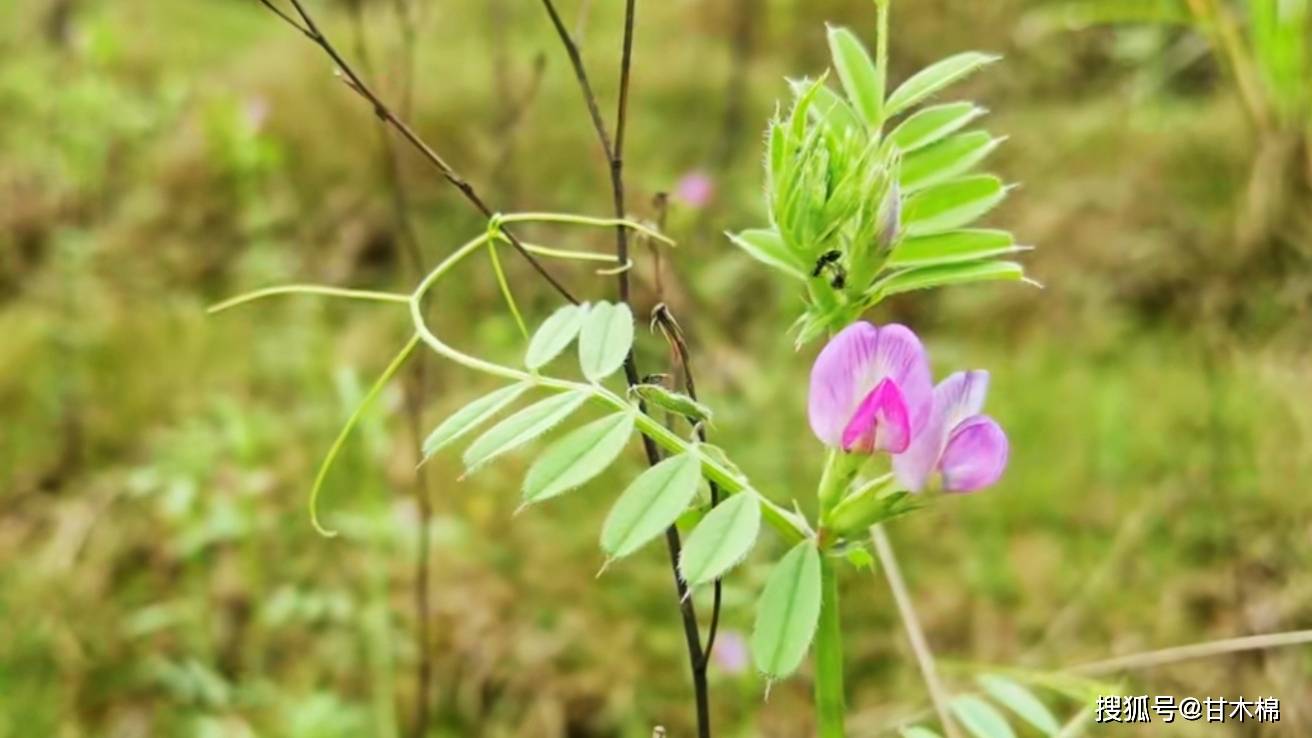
893, 371, 1009, 493
809, 323, 1009, 493
808, 322, 933, 454
674, 171, 714, 208
711, 629, 749, 675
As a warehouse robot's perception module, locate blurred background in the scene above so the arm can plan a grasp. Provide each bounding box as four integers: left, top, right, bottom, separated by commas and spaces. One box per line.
2, 0, 1311, 735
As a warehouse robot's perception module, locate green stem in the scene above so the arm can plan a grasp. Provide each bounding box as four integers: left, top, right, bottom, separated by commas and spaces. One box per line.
207, 285, 411, 314
874, 0, 890, 133
817, 450, 861, 520
814, 555, 847, 738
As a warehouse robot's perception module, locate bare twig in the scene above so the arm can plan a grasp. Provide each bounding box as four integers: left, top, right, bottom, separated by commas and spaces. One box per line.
260, 0, 580, 304
259, 0, 314, 38
539, 0, 616, 163
1069, 629, 1312, 676
871, 525, 962, 738
652, 304, 724, 665
537, 2, 714, 735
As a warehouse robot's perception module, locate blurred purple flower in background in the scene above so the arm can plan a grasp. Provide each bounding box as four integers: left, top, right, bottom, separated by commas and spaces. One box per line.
711, 629, 749, 675
244, 95, 270, 131
808, 322, 933, 454
674, 170, 714, 208
894, 370, 1009, 493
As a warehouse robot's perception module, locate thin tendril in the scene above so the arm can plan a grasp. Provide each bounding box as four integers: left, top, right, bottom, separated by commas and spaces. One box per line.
486, 240, 529, 338
207, 285, 411, 314
310, 333, 422, 537
406, 234, 809, 544
499, 211, 675, 245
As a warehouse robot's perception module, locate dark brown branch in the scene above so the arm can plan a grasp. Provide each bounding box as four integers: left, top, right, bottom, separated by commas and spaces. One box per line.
539, 0, 615, 163
259, 0, 314, 39
261, 0, 580, 304
652, 304, 724, 669
537, 2, 713, 736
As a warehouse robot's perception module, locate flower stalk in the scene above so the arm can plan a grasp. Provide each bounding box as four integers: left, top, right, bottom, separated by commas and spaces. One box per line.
814, 555, 847, 738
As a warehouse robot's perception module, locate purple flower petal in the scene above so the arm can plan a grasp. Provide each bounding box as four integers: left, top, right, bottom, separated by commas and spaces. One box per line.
841, 378, 911, 453
893, 370, 990, 491
675, 171, 714, 208
938, 370, 989, 430
808, 322, 932, 450
711, 629, 749, 675
938, 414, 1009, 492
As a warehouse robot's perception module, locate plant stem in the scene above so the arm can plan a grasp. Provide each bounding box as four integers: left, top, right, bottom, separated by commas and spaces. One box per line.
260, 0, 581, 304
874, 0, 889, 129
538, 1, 715, 734
1185, 0, 1271, 131
1070, 629, 1312, 676
817, 451, 863, 520
652, 305, 726, 667
870, 524, 961, 738
814, 555, 847, 738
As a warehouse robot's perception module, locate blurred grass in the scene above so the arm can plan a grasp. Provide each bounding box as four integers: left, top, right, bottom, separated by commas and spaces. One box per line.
2, 0, 1311, 736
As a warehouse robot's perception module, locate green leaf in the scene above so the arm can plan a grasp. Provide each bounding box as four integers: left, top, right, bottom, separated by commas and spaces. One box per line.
462, 391, 589, 473
788, 78, 862, 134
885, 52, 1001, 119
812, 83, 864, 133
751, 540, 822, 679
1252, 0, 1309, 110
699, 443, 749, 484
977, 675, 1061, 736
600, 451, 703, 561
679, 493, 761, 587
903, 175, 1008, 236
422, 383, 531, 461
521, 412, 635, 506
727, 229, 808, 280
901, 131, 1001, 193
889, 229, 1022, 269
845, 547, 875, 570
525, 304, 586, 370
900, 728, 943, 738
578, 302, 635, 382
827, 25, 882, 125
631, 384, 713, 424
952, 695, 1018, 738
875, 260, 1026, 299
888, 102, 986, 152
767, 120, 787, 195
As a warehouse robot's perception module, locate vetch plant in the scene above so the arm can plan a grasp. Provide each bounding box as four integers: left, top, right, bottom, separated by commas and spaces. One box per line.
729, 3, 1032, 346
768, 320, 1013, 737
212, 1, 1067, 737
209, 2, 1312, 736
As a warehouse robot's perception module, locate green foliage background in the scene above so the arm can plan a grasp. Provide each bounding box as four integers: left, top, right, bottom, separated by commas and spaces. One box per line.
1, 0, 1310, 735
